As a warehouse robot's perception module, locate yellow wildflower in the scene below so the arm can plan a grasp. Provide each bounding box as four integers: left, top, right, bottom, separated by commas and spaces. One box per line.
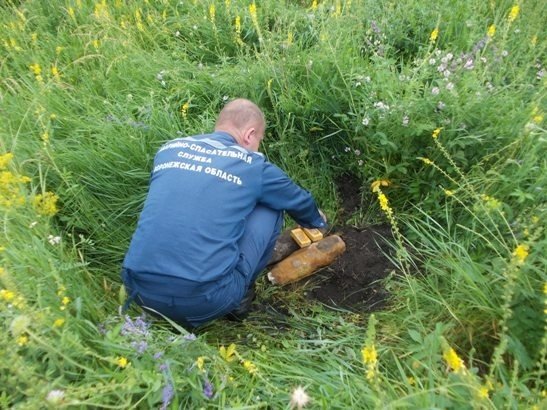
432, 127, 442, 139
225, 0, 231, 7
12, 296, 26, 309
60, 296, 70, 311
209, 4, 216, 24
235, 15, 242, 37
543, 283, 546, 295
67, 7, 75, 18
361, 345, 377, 364
311, 0, 318, 11
378, 193, 389, 212
0, 153, 14, 169
181, 102, 190, 119
477, 385, 489, 399
57, 285, 66, 297
444, 189, 454, 196
33, 192, 59, 216
531, 35, 537, 46
507, 5, 520, 23
480, 194, 502, 212
0, 170, 29, 208
92, 39, 100, 49
31, 33, 38, 43
0, 289, 16, 302
407, 376, 415, 385
334, 1, 342, 17
53, 318, 65, 327
443, 347, 465, 373
29, 63, 42, 76
219, 343, 237, 362
94, 0, 110, 20
370, 179, 390, 193
249, 3, 257, 19
51, 65, 60, 80
17, 334, 29, 346
50, 113, 57, 120
195, 356, 205, 372
487, 24, 496, 38
430, 27, 439, 43
242, 359, 257, 375
512, 244, 529, 264
116, 356, 129, 368
366, 367, 375, 381
135, 8, 144, 31
287, 31, 294, 46
532, 114, 543, 124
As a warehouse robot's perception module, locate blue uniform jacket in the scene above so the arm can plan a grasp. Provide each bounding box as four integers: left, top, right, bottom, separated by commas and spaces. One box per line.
123, 131, 325, 286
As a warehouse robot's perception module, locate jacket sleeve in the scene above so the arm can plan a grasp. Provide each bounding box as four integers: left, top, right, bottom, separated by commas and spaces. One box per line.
258, 161, 326, 229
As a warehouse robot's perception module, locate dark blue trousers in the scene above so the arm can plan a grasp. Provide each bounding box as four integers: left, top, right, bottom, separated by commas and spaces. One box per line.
122, 205, 283, 328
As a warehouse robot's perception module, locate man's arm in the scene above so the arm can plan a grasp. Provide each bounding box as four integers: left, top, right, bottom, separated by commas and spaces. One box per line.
258, 162, 327, 229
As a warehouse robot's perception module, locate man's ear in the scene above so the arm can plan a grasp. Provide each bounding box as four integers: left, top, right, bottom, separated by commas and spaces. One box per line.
242, 127, 255, 147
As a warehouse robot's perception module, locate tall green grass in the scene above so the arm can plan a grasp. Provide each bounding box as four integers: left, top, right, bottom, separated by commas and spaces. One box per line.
1, 0, 545, 408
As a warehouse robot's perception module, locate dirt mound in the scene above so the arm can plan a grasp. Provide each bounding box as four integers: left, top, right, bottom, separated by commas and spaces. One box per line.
305, 224, 394, 311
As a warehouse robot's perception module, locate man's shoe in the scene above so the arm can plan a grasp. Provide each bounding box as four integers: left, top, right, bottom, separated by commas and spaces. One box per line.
225, 284, 256, 321
267, 230, 300, 266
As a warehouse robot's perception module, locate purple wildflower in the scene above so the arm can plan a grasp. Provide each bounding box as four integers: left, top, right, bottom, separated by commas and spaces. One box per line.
183, 333, 197, 341
463, 59, 474, 70
131, 340, 148, 354
370, 20, 381, 34
154, 352, 164, 360
96, 323, 107, 335
160, 383, 174, 410
472, 36, 488, 53
121, 315, 150, 338
159, 362, 169, 372
203, 380, 214, 399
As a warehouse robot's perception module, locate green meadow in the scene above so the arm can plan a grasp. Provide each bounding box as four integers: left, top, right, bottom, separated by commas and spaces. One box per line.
0, 0, 545, 408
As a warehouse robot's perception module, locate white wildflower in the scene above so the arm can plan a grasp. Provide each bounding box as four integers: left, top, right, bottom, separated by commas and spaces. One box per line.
290, 386, 310, 409
431, 87, 440, 95
48, 235, 61, 245
46, 389, 65, 404
373, 101, 390, 110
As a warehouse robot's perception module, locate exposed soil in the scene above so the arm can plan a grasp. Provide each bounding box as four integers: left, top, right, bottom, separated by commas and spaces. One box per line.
267, 173, 395, 314
305, 224, 394, 312
335, 173, 362, 221
301, 173, 395, 312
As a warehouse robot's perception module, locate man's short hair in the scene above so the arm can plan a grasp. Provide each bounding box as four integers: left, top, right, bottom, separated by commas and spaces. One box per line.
216, 98, 265, 131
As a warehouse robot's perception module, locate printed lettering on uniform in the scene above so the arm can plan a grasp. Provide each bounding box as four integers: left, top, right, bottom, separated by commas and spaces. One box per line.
153, 139, 253, 186
159, 139, 253, 164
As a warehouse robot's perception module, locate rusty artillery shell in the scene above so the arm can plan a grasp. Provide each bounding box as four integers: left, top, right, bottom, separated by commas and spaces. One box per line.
267, 235, 346, 285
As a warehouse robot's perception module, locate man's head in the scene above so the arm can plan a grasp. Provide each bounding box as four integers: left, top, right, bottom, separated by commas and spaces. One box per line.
214, 98, 265, 152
